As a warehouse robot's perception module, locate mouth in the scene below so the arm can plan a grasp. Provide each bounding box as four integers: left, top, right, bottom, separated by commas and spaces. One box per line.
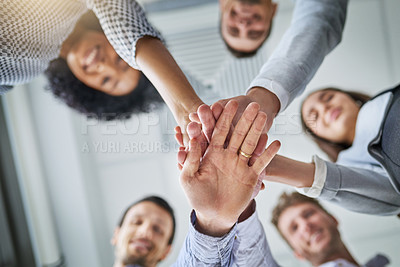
330, 107, 341, 122
129, 239, 152, 253
309, 229, 323, 245
83, 45, 100, 71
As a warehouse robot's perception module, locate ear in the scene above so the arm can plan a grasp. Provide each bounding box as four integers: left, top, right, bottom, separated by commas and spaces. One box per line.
160, 245, 172, 261
294, 250, 305, 260
330, 214, 339, 227
111, 227, 120, 246
271, 2, 278, 19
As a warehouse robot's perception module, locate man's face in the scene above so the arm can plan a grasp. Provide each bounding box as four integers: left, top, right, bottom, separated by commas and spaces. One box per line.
277, 203, 341, 263
220, 0, 277, 53
112, 201, 173, 267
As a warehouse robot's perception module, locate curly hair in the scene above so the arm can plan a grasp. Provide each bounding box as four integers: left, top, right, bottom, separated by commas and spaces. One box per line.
45, 58, 163, 120
45, 11, 163, 120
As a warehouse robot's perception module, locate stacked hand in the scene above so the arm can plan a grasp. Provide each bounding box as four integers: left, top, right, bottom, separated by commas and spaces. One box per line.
176, 100, 280, 236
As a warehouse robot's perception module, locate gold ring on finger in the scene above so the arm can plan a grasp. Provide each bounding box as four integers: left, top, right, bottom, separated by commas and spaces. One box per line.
239, 149, 252, 158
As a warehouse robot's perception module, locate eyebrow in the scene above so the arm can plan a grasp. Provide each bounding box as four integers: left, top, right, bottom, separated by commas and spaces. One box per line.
247, 30, 264, 40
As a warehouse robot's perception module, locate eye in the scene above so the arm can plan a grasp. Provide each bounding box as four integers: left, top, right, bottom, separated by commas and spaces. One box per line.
304, 210, 315, 218
322, 93, 333, 103
230, 10, 237, 17
228, 26, 239, 36
291, 224, 298, 232
132, 219, 142, 225
253, 14, 262, 21
153, 225, 163, 235
102, 76, 110, 86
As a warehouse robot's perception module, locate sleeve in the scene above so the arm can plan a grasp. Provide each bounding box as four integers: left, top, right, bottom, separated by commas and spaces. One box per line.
297, 156, 400, 216
173, 211, 238, 267
232, 209, 279, 267
173, 209, 279, 267
87, 0, 163, 70
248, 0, 348, 112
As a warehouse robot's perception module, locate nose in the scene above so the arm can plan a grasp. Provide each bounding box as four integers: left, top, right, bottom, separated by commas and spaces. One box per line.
137, 223, 153, 239
237, 17, 252, 28
298, 219, 313, 238
95, 59, 116, 75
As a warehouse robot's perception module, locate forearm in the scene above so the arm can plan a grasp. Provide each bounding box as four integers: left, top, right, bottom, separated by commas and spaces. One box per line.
135, 36, 204, 122
263, 155, 315, 188
248, 0, 348, 111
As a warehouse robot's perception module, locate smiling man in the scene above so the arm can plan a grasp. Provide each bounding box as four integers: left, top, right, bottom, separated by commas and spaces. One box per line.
112, 196, 175, 267
272, 192, 390, 267
219, 0, 277, 57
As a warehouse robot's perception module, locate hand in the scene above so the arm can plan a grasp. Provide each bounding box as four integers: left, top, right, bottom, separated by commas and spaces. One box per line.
180, 100, 280, 236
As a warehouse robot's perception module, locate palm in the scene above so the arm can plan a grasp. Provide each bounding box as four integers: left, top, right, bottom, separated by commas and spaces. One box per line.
179, 101, 280, 235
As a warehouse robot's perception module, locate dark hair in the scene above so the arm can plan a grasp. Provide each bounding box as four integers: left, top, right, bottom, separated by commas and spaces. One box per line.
45, 58, 163, 120
220, 20, 273, 58
300, 87, 371, 162
45, 11, 163, 120
271, 192, 331, 244
118, 196, 176, 245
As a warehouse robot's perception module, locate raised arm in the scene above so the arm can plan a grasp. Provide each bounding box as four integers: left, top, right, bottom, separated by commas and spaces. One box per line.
214, 0, 348, 133
90, 0, 204, 140
173, 101, 280, 266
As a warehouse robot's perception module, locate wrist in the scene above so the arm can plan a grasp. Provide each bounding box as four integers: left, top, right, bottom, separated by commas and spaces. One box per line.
247, 87, 280, 116
195, 211, 236, 237
238, 199, 256, 223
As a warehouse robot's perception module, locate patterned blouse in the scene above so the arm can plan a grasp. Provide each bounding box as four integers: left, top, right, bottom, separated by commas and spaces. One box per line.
0, 0, 161, 94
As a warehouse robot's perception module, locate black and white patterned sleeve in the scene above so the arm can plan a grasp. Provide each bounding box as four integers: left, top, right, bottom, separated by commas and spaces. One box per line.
87, 0, 163, 70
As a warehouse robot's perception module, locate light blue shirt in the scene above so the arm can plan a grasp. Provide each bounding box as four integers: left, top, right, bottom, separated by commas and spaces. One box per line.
173, 208, 278, 267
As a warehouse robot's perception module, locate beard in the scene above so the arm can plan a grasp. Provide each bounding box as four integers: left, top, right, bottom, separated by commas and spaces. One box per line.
308, 227, 342, 265
122, 254, 149, 267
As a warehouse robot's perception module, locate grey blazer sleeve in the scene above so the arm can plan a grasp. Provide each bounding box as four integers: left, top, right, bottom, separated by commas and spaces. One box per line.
320, 161, 400, 216
249, 0, 348, 111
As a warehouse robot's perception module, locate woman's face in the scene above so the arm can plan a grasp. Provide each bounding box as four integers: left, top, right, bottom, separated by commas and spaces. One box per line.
301, 90, 360, 145
66, 31, 140, 96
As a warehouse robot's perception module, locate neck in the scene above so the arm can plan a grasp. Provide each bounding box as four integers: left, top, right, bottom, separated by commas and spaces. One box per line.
312, 242, 359, 267
59, 25, 85, 59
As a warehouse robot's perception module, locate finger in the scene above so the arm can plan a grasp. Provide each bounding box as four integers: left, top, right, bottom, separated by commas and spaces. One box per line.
177, 149, 187, 166
227, 102, 260, 155
209, 100, 238, 149
252, 140, 281, 175
189, 112, 200, 123
187, 121, 209, 156
197, 104, 215, 143
249, 133, 268, 166
181, 138, 201, 180
175, 126, 184, 147
210, 102, 224, 120
238, 111, 267, 164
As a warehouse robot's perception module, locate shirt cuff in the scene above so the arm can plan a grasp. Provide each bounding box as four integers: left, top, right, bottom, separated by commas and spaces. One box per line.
296, 155, 327, 198
187, 211, 237, 265
236, 204, 259, 238
247, 79, 288, 113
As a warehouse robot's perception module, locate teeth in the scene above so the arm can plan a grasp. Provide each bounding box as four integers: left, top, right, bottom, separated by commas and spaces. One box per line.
86, 48, 97, 66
